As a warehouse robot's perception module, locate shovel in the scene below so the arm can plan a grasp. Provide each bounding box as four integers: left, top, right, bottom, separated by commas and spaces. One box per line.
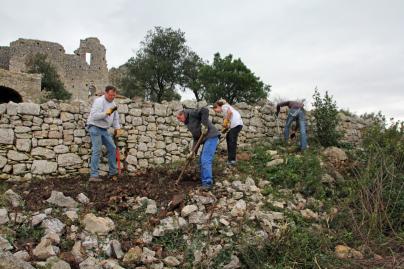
175, 133, 206, 185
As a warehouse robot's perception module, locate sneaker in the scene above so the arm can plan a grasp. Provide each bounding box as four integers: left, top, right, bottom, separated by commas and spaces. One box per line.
108, 174, 118, 181
200, 184, 213, 191
89, 176, 103, 182
226, 160, 237, 166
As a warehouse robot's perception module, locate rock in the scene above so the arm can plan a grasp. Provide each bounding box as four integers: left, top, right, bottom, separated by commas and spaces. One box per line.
16, 139, 31, 152
71, 241, 84, 263
300, 209, 319, 221
12, 164, 27, 175
192, 195, 216, 205
57, 153, 82, 167
223, 255, 240, 269
81, 235, 98, 250
188, 211, 205, 224
123, 246, 142, 263
41, 218, 65, 234
110, 240, 124, 259
54, 145, 69, 154
231, 200, 247, 217
46, 191, 78, 208
351, 250, 364, 259
101, 259, 125, 269
335, 245, 351, 259
76, 193, 90, 204
43, 232, 61, 244
0, 235, 13, 250
145, 199, 158, 214
13, 250, 31, 261
322, 147, 348, 166
42, 257, 71, 269
163, 256, 181, 266
266, 158, 284, 167
79, 257, 102, 269
17, 103, 40, 115
32, 160, 58, 174
141, 247, 157, 264
31, 147, 56, 159
7, 150, 29, 161
9, 212, 27, 223
4, 189, 23, 207
64, 211, 78, 221
141, 231, 153, 244
82, 213, 115, 235
0, 208, 9, 225
181, 204, 198, 217
32, 213, 47, 226
0, 155, 7, 169
0, 128, 14, 145
33, 238, 59, 260
0, 251, 35, 269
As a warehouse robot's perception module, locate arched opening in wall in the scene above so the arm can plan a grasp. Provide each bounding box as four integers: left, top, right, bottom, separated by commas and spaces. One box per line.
85, 53, 91, 65
0, 86, 23, 104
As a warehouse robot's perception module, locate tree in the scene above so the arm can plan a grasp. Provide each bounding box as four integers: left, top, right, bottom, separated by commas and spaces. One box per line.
122, 27, 190, 102
199, 53, 270, 104
311, 88, 341, 147
180, 51, 206, 102
27, 53, 71, 100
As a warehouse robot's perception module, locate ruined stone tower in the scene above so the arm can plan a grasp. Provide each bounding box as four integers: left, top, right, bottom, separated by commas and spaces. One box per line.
0, 37, 109, 102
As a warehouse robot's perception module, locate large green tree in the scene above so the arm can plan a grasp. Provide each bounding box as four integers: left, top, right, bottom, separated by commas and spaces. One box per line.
122, 27, 192, 102
27, 53, 71, 100
200, 53, 270, 104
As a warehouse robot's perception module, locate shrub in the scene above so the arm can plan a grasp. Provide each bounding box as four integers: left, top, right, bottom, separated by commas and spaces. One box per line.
27, 53, 71, 101
312, 88, 341, 147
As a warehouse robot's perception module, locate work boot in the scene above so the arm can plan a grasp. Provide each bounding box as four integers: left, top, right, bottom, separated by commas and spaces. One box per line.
200, 184, 213, 191
89, 176, 102, 182
226, 160, 237, 166
108, 174, 118, 181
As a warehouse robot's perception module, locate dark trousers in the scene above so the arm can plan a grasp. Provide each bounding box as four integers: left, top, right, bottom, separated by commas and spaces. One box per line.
226, 125, 243, 161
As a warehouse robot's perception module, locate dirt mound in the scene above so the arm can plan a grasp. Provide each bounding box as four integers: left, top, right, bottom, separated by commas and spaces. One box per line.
14, 167, 204, 212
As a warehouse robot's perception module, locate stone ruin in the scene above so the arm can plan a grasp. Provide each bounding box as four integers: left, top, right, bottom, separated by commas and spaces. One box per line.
0, 37, 109, 102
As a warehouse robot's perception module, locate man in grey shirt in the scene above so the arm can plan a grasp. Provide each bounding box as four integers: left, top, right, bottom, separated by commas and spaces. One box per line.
87, 85, 121, 182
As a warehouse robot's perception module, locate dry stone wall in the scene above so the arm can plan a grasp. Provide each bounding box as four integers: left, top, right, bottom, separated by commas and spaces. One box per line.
0, 99, 369, 180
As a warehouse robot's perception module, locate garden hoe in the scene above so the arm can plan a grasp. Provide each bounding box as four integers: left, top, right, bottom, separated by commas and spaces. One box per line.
175, 133, 205, 185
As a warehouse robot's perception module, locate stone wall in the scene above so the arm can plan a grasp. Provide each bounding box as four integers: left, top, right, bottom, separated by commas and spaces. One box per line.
0, 37, 109, 101
0, 69, 42, 103
0, 99, 369, 181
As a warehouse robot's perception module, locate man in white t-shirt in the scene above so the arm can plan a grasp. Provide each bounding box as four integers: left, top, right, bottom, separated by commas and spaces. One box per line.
213, 99, 243, 165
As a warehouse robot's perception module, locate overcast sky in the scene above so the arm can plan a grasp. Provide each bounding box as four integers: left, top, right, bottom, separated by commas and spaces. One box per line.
1, 0, 403, 120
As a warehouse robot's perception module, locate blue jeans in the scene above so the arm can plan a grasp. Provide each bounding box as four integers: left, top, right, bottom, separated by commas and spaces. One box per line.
199, 136, 219, 186
88, 125, 117, 177
284, 109, 308, 150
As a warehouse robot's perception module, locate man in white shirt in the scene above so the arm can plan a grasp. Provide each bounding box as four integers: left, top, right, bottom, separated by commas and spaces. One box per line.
87, 85, 121, 182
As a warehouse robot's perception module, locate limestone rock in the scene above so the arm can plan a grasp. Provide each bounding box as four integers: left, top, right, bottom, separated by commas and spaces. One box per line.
0, 251, 35, 269
33, 238, 59, 260
41, 218, 65, 234
32, 213, 47, 226
31, 147, 56, 159
141, 247, 157, 264
32, 160, 58, 174
266, 158, 284, 167
181, 204, 198, 217
82, 213, 115, 235
57, 153, 82, 166
0, 128, 14, 144
76, 193, 90, 204
46, 191, 78, 208
0, 208, 9, 225
17, 103, 40, 115
123, 246, 142, 263
0, 155, 7, 169
4, 189, 23, 208
110, 239, 124, 259
231, 200, 247, 217
79, 257, 102, 269
7, 150, 29, 161
223, 255, 241, 269
0, 235, 13, 251
322, 147, 348, 166
13, 250, 31, 262
163, 256, 181, 266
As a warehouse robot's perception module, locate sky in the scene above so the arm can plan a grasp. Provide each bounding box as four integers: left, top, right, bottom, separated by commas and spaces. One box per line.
1, 0, 403, 120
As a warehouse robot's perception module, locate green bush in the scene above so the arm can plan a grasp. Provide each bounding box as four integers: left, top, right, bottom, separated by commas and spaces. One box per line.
312, 88, 341, 147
